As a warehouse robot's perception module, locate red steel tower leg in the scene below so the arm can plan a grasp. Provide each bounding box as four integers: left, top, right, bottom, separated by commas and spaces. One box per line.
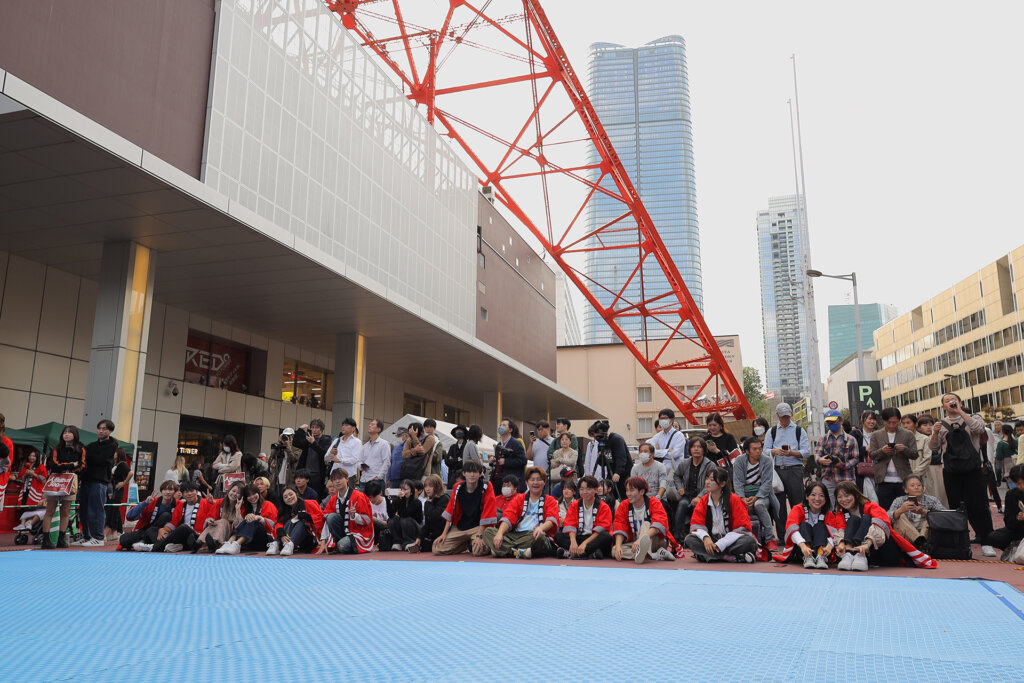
326, 0, 753, 422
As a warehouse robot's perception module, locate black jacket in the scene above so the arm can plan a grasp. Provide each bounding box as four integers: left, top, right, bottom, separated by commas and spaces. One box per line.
419, 494, 450, 544
82, 438, 117, 484
491, 437, 528, 492
48, 444, 86, 475
606, 432, 631, 478
303, 433, 331, 485
395, 495, 423, 524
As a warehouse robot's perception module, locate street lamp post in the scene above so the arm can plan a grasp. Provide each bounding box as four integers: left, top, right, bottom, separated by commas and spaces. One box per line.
807, 270, 864, 382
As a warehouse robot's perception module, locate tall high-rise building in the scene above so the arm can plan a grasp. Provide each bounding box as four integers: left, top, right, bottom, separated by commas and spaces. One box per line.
555, 272, 582, 347
827, 303, 898, 372
582, 36, 702, 344
758, 195, 811, 403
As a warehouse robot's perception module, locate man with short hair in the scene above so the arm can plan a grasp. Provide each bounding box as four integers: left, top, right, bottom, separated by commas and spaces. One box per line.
422, 419, 444, 477
302, 419, 330, 490
492, 418, 528, 492
764, 402, 810, 540
120, 480, 179, 551
530, 420, 553, 486
612, 476, 676, 564
151, 482, 211, 553
326, 417, 361, 478
555, 475, 613, 559
814, 409, 860, 505
868, 406, 919, 511
646, 408, 687, 475
591, 420, 631, 500
388, 428, 408, 488
317, 468, 374, 554
733, 437, 778, 550
359, 419, 391, 492
547, 418, 578, 461
672, 443, 714, 538
478, 467, 558, 558
293, 468, 318, 501
630, 443, 668, 500
435, 461, 496, 555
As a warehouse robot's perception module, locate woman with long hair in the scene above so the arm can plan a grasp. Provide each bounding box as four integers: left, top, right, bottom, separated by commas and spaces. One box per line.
704, 413, 739, 465
408, 474, 448, 553
267, 485, 324, 556
216, 483, 278, 555
832, 480, 936, 570
772, 481, 842, 569
40, 425, 86, 549
163, 455, 189, 486
196, 482, 246, 553
14, 450, 47, 534
683, 467, 757, 563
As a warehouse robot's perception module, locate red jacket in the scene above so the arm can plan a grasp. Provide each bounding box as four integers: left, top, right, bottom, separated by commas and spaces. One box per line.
443, 480, 498, 528
562, 498, 612, 536
833, 500, 891, 542
499, 492, 559, 538
0, 435, 14, 489
169, 498, 216, 531
612, 495, 673, 542
241, 499, 279, 536
321, 488, 374, 553
196, 497, 232, 531
274, 498, 325, 540
18, 464, 47, 505
772, 503, 844, 562
689, 492, 751, 537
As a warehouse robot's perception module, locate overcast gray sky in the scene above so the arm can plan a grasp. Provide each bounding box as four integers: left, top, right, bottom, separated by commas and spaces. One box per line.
537, 0, 1024, 383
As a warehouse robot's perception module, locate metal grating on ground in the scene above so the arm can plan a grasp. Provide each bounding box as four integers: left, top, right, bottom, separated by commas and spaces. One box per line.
2, 551, 1023, 682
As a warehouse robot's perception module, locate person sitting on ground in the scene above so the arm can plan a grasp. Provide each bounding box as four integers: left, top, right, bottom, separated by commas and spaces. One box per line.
292, 468, 318, 502
732, 436, 778, 550
408, 474, 448, 553
435, 460, 496, 556
267, 485, 324, 556
773, 481, 839, 569
832, 480, 936, 570
630, 442, 669, 501
121, 480, 180, 551
555, 475, 614, 560
253, 476, 280, 514
363, 481, 394, 546
151, 482, 211, 553
386, 479, 423, 551
216, 484, 278, 555
672, 437, 714, 538
494, 475, 519, 522
557, 479, 577, 525
196, 482, 246, 553
317, 468, 374, 555
40, 425, 86, 549
989, 465, 1024, 557
551, 466, 579, 500
887, 474, 945, 549
612, 475, 676, 564
684, 467, 757, 563
479, 467, 558, 559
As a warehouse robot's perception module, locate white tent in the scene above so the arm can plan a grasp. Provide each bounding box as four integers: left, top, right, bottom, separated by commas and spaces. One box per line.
382, 415, 496, 461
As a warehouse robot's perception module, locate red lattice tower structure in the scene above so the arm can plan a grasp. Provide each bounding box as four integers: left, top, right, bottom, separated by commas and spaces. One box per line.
328, 0, 752, 422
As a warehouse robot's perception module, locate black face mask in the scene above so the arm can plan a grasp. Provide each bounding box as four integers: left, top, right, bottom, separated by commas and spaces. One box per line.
455, 432, 464, 439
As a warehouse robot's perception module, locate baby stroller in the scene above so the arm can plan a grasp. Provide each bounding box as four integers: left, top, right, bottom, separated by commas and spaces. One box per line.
14, 509, 46, 546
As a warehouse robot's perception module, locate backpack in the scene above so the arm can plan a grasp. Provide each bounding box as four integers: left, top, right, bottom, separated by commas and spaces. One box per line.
770, 425, 802, 452
939, 420, 981, 473
925, 509, 971, 560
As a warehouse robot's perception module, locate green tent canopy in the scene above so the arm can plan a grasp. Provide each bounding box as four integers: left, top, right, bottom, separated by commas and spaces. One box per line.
6, 421, 135, 455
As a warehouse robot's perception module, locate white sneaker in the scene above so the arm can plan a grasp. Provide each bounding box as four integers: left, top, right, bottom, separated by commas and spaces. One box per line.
164, 543, 183, 553
837, 553, 855, 571
71, 538, 87, 546
223, 541, 240, 555
852, 553, 869, 571
281, 541, 295, 556
815, 554, 829, 570
391, 543, 402, 551
803, 555, 817, 569
132, 542, 153, 552
653, 547, 676, 561
214, 541, 231, 555
266, 540, 281, 556
83, 538, 105, 547
982, 545, 997, 558
634, 534, 652, 565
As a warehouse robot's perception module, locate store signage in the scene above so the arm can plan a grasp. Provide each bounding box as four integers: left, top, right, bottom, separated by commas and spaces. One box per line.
185, 334, 250, 392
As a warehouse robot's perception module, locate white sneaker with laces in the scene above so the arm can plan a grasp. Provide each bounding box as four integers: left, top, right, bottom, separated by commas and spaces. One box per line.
981, 545, 997, 558
654, 547, 676, 561
634, 534, 652, 565
83, 538, 105, 547
803, 555, 816, 569
815, 554, 829, 570
391, 543, 402, 551
266, 540, 281, 555
852, 553, 869, 571
837, 553, 855, 571
132, 541, 153, 552
223, 541, 240, 555
281, 541, 295, 556
71, 539, 87, 546
214, 541, 230, 554
164, 543, 184, 553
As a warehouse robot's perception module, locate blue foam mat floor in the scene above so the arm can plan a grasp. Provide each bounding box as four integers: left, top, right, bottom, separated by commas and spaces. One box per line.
2, 551, 1023, 682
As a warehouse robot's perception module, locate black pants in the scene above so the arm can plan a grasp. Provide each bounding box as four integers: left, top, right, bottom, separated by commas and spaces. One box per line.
868, 536, 906, 567
774, 466, 804, 540
386, 517, 421, 547
153, 525, 199, 552
944, 468, 993, 543
119, 512, 171, 548
234, 520, 269, 550
875, 482, 903, 513
799, 520, 829, 550
673, 496, 695, 539
843, 515, 873, 546
683, 532, 757, 561
985, 465, 1002, 509
987, 527, 1023, 550
553, 530, 613, 558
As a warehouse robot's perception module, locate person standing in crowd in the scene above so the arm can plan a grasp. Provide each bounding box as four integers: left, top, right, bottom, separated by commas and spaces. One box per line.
887, 475, 945, 549
929, 393, 996, 557
0, 414, 13, 513
317, 468, 374, 555
388, 428, 408, 488
302, 419, 330, 491
104, 448, 132, 541
916, 415, 947, 505
581, 424, 606, 481
647, 408, 687, 509
547, 418, 578, 462
325, 417, 361, 479
120, 480, 179, 551
40, 425, 86, 549
529, 420, 552, 491
902, 415, 933, 499
1016, 422, 1024, 466
612, 475, 676, 564
190, 457, 211, 496
813, 409, 860, 505
672, 437, 714, 539
554, 475, 614, 560
386, 480, 423, 551
462, 424, 484, 471
215, 484, 278, 555
77, 419, 118, 547
630, 443, 668, 501
990, 465, 1024, 557
492, 418, 527, 492
422, 419, 446, 478
267, 485, 325, 556
849, 410, 878, 496
359, 418, 391, 492
732, 437, 778, 550
995, 423, 1016, 484
444, 423, 469, 487
704, 413, 739, 465
765, 403, 811, 541
408, 474, 448, 553
977, 415, 1004, 514
212, 435, 243, 493
435, 460, 496, 555
684, 467, 757, 563
163, 455, 189, 486
772, 481, 838, 569
752, 417, 770, 442
401, 422, 431, 483
868, 407, 919, 512
479, 467, 558, 559
269, 428, 301, 492
590, 420, 630, 500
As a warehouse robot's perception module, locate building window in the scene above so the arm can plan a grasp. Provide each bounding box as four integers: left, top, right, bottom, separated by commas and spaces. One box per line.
638, 417, 654, 434
637, 386, 652, 403
478, 281, 486, 294
478, 252, 486, 269
480, 307, 489, 321
282, 360, 331, 408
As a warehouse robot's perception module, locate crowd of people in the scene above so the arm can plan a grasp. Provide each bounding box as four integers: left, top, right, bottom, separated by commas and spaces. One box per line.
5, 390, 1024, 569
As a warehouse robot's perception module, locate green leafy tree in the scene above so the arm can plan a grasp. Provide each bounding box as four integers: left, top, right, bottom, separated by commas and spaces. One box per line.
742, 366, 770, 420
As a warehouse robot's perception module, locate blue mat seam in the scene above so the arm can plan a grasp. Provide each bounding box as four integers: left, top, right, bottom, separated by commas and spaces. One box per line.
978, 580, 1024, 622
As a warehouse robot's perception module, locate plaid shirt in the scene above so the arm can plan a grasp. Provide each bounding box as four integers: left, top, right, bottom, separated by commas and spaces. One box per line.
814, 431, 859, 483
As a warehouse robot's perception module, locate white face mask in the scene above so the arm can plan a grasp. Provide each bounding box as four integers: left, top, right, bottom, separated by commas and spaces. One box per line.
753, 426, 766, 436
659, 418, 671, 430
223, 446, 231, 454
502, 486, 514, 497
639, 452, 651, 464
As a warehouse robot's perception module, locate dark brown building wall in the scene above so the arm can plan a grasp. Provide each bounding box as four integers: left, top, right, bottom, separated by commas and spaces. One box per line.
476, 195, 557, 380
0, 0, 215, 178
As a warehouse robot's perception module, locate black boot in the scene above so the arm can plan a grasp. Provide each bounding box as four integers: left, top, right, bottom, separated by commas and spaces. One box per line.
57, 531, 69, 548
207, 537, 222, 553
41, 534, 56, 549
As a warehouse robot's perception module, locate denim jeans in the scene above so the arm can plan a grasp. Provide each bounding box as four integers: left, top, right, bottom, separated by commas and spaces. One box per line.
80, 481, 107, 540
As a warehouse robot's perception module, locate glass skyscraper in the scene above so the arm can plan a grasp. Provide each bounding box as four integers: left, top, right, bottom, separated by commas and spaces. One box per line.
582, 36, 702, 344
828, 303, 897, 372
